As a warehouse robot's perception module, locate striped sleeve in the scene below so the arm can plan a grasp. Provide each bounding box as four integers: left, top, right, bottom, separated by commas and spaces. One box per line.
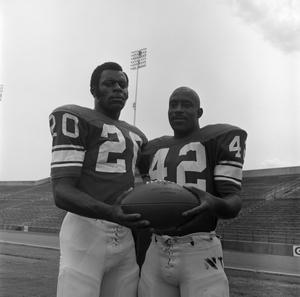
214, 160, 243, 187
214, 129, 247, 195
49, 110, 87, 178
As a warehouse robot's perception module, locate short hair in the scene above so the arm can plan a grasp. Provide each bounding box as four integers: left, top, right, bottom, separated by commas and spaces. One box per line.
90, 62, 129, 95
170, 86, 200, 107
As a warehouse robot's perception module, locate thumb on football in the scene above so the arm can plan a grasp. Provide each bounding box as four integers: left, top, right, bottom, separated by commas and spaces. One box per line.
182, 201, 209, 216
114, 187, 133, 205
183, 186, 206, 203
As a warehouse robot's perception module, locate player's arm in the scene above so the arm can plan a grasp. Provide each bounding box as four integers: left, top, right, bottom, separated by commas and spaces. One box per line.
182, 188, 241, 219
136, 143, 151, 183
52, 176, 149, 228
183, 128, 247, 220
49, 109, 148, 228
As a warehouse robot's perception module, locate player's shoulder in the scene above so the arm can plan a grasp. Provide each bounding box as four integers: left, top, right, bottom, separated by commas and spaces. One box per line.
142, 135, 173, 154
200, 123, 247, 141
50, 104, 99, 122
118, 120, 148, 142
51, 104, 87, 115
148, 135, 173, 148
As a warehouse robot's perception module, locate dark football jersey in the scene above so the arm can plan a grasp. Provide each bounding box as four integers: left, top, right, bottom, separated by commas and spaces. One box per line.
49, 104, 147, 204
139, 124, 247, 231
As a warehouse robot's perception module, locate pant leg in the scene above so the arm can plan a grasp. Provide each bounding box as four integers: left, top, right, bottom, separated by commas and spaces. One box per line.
179, 236, 229, 297
57, 213, 140, 297
100, 225, 139, 297
57, 213, 106, 297
138, 236, 180, 297
140, 232, 229, 297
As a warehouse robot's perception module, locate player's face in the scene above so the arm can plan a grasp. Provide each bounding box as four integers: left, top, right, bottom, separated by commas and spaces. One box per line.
168, 93, 201, 137
96, 70, 128, 118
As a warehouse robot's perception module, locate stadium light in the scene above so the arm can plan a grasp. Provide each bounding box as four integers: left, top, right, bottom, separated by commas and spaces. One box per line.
0, 84, 3, 101
130, 48, 147, 125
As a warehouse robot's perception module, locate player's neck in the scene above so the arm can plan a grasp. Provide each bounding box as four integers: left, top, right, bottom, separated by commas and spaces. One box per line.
94, 103, 120, 120
173, 126, 200, 139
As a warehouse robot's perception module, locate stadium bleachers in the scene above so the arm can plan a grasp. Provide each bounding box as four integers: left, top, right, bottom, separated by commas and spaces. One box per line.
0, 172, 300, 244
0, 183, 65, 232
217, 175, 300, 244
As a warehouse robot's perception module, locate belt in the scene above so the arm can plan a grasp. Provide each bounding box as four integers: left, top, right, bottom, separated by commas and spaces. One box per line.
154, 231, 216, 246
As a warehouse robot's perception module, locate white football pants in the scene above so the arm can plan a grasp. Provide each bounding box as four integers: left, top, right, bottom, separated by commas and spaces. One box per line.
139, 232, 229, 297
57, 212, 139, 297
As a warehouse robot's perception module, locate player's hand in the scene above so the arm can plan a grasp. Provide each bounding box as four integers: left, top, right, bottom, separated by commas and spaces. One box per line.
110, 188, 150, 229
182, 187, 241, 220
172, 187, 213, 234
181, 186, 215, 217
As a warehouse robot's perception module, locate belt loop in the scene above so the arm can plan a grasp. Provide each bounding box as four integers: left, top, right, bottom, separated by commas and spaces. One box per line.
165, 238, 172, 245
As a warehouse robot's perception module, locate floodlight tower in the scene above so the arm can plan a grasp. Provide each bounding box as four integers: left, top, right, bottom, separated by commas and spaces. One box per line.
0, 84, 3, 101
130, 48, 147, 125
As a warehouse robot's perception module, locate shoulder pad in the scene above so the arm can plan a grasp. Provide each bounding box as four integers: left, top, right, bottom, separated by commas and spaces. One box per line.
52, 104, 100, 123
143, 136, 172, 154
200, 124, 247, 141
149, 136, 173, 147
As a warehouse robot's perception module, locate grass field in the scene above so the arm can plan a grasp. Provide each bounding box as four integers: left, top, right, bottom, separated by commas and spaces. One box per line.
0, 243, 299, 297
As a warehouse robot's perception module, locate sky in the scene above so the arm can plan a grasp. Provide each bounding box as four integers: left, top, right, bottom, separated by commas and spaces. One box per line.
0, 0, 299, 181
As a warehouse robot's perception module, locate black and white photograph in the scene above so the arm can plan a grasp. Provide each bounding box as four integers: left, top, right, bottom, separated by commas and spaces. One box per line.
0, 0, 299, 296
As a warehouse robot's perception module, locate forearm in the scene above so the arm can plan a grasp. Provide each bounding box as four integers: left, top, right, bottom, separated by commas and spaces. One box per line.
211, 193, 242, 219
53, 181, 113, 221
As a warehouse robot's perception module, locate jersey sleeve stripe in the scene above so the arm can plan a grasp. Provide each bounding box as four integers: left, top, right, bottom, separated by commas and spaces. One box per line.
214, 164, 242, 180
51, 150, 85, 164
214, 176, 241, 186
51, 163, 83, 168
218, 160, 243, 168
52, 144, 85, 151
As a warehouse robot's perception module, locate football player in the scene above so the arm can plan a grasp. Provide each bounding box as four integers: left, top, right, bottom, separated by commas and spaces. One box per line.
49, 62, 149, 297
137, 87, 247, 297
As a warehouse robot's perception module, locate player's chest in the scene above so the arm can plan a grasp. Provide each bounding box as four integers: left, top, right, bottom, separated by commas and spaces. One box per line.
88, 123, 142, 152
84, 123, 143, 173
149, 141, 213, 189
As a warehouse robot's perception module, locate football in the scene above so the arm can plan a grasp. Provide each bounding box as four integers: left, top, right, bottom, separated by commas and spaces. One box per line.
121, 181, 199, 230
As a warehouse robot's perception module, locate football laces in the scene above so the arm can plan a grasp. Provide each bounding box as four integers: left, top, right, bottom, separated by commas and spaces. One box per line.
148, 179, 175, 185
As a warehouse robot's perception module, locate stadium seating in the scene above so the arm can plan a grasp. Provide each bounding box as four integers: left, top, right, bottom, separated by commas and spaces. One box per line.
217, 175, 300, 244
0, 173, 299, 244
0, 183, 65, 232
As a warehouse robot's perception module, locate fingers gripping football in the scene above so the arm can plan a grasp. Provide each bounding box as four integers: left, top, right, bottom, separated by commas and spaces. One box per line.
182, 186, 213, 217
120, 181, 199, 230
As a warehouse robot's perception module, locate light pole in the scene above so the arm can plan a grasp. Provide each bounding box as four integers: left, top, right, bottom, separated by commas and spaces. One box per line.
0, 84, 3, 101
130, 48, 147, 125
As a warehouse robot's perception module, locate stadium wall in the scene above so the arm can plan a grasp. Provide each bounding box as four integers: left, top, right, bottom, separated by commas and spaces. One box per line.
243, 166, 300, 177
222, 240, 295, 257
0, 177, 50, 186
